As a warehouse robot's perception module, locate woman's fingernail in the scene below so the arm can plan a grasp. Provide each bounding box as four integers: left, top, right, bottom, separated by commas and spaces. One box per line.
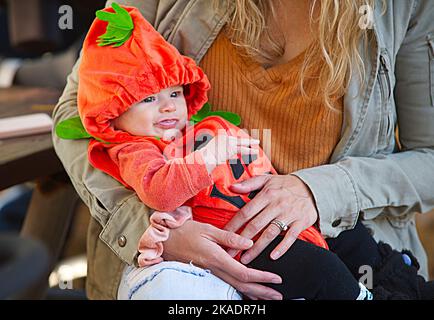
272, 277, 282, 284
240, 255, 250, 264
228, 249, 239, 257
271, 251, 280, 260
245, 239, 254, 248
272, 295, 283, 300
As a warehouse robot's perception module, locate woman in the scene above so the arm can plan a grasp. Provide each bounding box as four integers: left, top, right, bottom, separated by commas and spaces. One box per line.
52, 0, 434, 300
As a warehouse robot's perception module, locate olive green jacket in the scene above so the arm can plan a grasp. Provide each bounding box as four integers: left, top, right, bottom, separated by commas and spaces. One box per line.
52, 0, 434, 299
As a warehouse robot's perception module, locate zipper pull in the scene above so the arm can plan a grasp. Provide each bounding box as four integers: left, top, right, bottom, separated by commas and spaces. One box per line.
379, 53, 391, 100
379, 55, 388, 74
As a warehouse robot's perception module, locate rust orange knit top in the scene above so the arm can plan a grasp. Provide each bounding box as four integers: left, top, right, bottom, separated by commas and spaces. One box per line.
199, 32, 343, 175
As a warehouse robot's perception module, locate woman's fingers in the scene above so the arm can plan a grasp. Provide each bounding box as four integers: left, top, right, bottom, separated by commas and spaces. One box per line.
227, 208, 280, 264
224, 198, 269, 233
239, 222, 283, 264
204, 223, 254, 250
224, 178, 271, 233
226, 248, 239, 258
209, 251, 283, 300
237, 205, 284, 240
230, 174, 271, 194
211, 247, 282, 285
205, 243, 281, 284
212, 268, 283, 300
270, 221, 304, 260
203, 225, 283, 300
241, 220, 305, 264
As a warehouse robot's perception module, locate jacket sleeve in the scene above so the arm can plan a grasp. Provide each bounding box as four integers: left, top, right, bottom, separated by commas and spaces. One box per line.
292, 0, 434, 238
109, 142, 213, 212
51, 0, 161, 265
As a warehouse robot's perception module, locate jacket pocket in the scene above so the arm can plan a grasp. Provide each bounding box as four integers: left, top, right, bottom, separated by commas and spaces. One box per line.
377, 49, 393, 148
386, 213, 414, 229
428, 34, 434, 107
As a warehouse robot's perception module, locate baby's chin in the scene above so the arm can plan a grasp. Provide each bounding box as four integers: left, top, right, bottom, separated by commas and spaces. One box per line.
160, 128, 184, 142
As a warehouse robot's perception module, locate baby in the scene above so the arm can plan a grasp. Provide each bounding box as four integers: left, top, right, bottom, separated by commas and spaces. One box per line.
58, 3, 434, 300
74, 2, 327, 261
110, 85, 329, 264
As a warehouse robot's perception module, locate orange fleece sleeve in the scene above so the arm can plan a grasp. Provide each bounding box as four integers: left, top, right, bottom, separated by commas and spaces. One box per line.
108, 141, 213, 212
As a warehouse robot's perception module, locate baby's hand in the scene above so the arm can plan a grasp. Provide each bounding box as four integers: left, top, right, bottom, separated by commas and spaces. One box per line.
198, 134, 260, 174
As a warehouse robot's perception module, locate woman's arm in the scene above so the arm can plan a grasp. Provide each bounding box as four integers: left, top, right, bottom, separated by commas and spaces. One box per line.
291, 0, 434, 238
52, 55, 152, 265
224, 0, 434, 263
51, 0, 169, 265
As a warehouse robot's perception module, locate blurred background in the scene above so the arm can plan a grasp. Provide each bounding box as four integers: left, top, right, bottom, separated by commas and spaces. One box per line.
0, 0, 104, 299
0, 0, 433, 300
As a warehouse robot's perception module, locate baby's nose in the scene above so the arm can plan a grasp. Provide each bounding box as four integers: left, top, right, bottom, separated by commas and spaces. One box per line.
159, 101, 176, 112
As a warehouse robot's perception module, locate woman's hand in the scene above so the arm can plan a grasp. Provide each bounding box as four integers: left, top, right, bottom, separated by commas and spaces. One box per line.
162, 219, 283, 300
224, 174, 319, 264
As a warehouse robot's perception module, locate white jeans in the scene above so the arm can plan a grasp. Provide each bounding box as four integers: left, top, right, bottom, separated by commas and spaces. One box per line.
117, 261, 243, 300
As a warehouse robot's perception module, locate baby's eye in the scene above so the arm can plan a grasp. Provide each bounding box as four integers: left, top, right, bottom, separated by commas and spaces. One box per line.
143, 96, 155, 103
170, 91, 183, 98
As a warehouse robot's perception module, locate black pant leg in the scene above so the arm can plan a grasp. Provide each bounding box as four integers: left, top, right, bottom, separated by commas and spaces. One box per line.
326, 219, 382, 279
246, 237, 362, 300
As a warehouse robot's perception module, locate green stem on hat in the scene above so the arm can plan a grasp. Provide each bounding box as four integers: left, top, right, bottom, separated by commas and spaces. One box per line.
95, 2, 134, 47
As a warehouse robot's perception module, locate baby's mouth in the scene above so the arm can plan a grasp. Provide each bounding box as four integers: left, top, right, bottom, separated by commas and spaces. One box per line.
155, 118, 179, 129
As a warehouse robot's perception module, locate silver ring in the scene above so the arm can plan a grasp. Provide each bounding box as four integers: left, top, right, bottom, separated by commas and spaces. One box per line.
270, 219, 288, 232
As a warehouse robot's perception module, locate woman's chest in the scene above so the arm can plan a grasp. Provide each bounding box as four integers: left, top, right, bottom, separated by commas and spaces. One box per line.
199, 33, 343, 174
263, 0, 318, 67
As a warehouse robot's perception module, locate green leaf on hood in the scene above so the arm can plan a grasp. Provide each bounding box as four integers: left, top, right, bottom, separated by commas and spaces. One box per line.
55, 116, 91, 140
190, 102, 211, 123
96, 2, 134, 47
207, 111, 241, 126
191, 102, 242, 126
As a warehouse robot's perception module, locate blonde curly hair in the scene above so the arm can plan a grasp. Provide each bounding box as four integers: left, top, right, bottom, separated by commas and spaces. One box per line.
219, 0, 385, 110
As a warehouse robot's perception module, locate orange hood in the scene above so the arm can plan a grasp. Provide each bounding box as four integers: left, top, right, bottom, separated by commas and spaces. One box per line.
77, 4, 210, 144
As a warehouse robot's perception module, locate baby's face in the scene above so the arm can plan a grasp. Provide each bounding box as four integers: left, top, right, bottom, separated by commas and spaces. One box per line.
113, 86, 188, 139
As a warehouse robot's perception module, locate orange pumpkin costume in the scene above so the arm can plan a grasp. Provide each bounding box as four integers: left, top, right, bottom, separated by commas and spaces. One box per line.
76, 4, 328, 266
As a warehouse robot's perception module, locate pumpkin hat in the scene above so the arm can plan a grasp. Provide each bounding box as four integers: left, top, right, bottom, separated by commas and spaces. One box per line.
76, 2, 211, 144
56, 3, 241, 142
54, 3, 241, 186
